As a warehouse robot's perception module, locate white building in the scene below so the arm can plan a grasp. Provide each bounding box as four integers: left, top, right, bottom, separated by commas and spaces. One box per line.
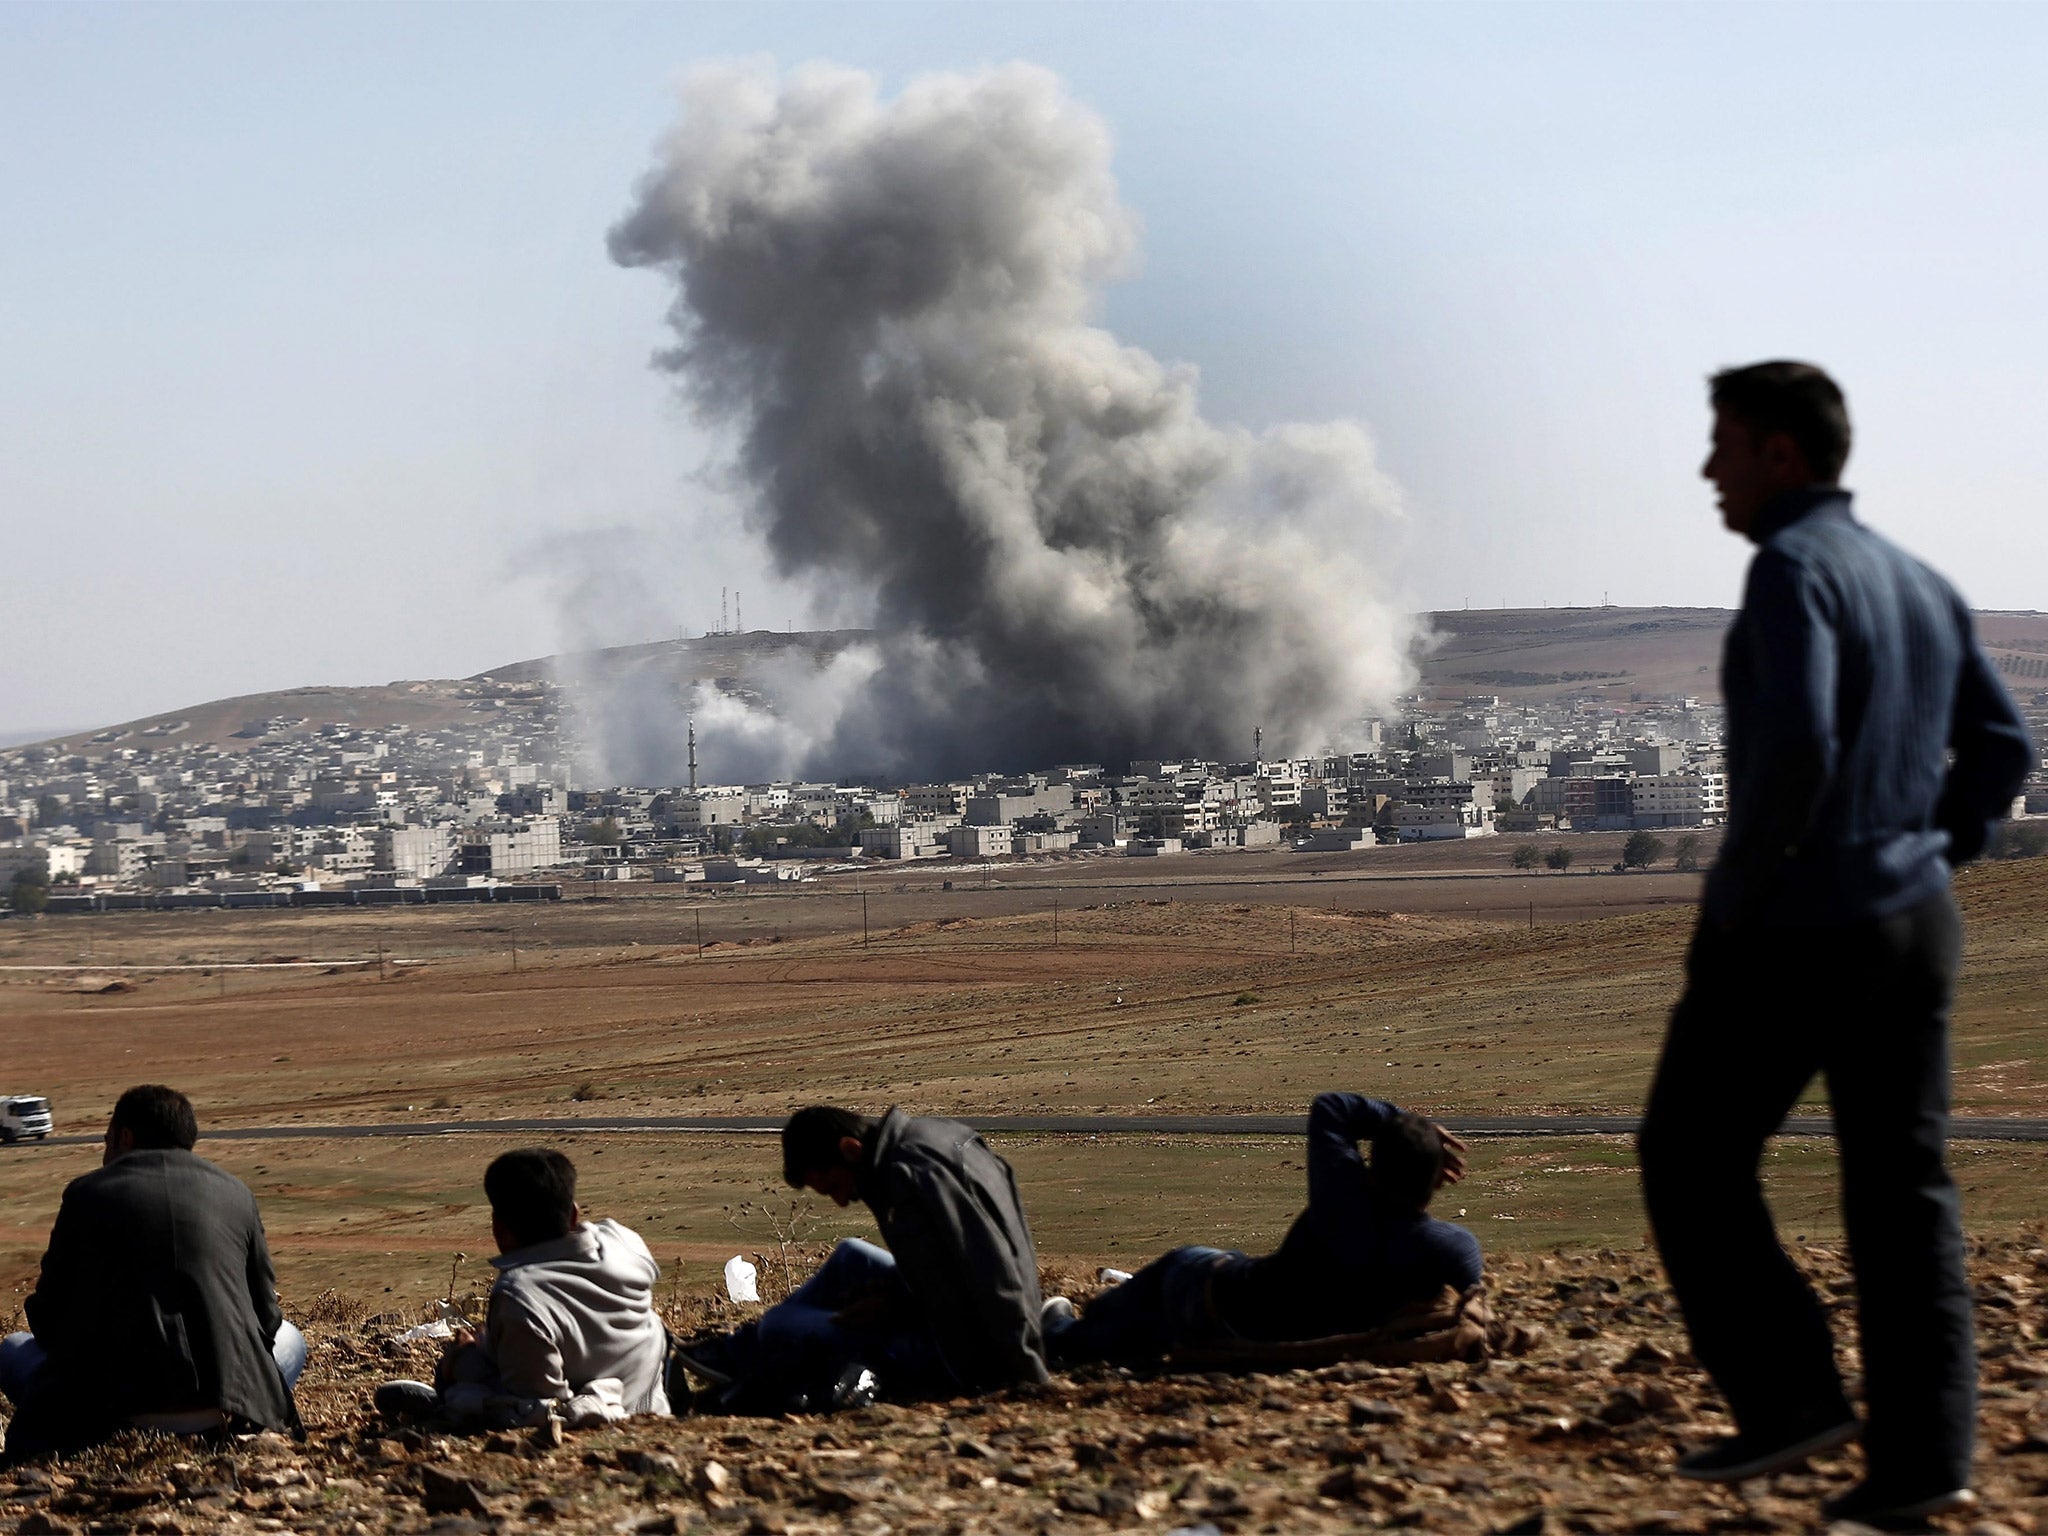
1631, 772, 1729, 828
945, 824, 1012, 859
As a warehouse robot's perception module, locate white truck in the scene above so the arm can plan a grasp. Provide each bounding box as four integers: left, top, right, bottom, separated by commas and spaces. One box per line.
0, 1096, 53, 1142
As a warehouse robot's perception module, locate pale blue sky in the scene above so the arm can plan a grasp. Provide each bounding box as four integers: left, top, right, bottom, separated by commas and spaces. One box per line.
4, 2, 2045, 732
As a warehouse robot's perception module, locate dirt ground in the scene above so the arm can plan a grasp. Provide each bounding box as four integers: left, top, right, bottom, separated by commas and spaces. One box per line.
0, 854, 2043, 1531
4, 1237, 2045, 1535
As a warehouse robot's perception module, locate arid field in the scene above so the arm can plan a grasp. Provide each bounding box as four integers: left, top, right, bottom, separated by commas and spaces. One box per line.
0, 849, 2043, 1531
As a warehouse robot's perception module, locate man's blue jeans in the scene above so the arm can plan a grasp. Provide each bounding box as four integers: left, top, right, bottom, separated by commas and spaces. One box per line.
0, 1321, 308, 1408
1053, 1246, 1243, 1364
756, 1239, 946, 1392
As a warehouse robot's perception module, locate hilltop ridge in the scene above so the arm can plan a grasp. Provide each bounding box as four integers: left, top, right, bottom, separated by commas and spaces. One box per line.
14, 606, 2048, 759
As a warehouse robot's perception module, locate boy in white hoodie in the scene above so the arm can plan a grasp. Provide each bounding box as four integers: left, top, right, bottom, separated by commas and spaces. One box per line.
378, 1149, 670, 1428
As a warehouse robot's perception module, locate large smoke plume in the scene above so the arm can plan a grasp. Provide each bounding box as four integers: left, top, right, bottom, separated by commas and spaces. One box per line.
603, 61, 1415, 781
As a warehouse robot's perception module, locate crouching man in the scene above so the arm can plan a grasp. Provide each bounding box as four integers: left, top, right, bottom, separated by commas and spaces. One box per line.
679, 1106, 1048, 1411
1048, 1092, 1480, 1365
378, 1149, 670, 1428
0, 1085, 305, 1458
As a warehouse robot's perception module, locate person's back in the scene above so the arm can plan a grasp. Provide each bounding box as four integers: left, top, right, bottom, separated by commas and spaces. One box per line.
379, 1148, 671, 1428
1711, 486, 2026, 928
856, 1108, 1048, 1389
3, 1087, 300, 1455
485, 1216, 670, 1416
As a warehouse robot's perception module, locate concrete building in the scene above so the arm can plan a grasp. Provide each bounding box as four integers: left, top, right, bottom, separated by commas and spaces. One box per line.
376, 825, 456, 879
945, 824, 1013, 859
1630, 772, 1729, 828
859, 822, 950, 860
458, 817, 564, 876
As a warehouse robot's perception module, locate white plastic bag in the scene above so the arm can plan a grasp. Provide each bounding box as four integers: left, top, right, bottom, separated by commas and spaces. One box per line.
724, 1255, 760, 1303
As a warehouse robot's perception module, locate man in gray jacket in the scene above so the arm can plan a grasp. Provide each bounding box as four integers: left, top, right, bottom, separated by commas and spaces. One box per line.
0, 1085, 304, 1457
680, 1106, 1046, 1410
378, 1149, 671, 1427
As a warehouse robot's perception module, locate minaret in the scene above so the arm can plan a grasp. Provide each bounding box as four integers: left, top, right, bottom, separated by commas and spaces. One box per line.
688, 718, 698, 792
1254, 725, 1263, 765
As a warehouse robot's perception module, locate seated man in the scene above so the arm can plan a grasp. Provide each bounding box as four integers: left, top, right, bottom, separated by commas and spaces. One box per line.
679, 1105, 1048, 1410
0, 1085, 305, 1457
379, 1149, 670, 1428
1048, 1092, 1480, 1365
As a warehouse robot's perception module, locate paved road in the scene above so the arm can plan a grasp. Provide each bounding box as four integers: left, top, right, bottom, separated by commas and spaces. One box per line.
20, 1111, 2048, 1149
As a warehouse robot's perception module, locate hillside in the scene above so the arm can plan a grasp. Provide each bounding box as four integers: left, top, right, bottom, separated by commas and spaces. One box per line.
16, 607, 2048, 760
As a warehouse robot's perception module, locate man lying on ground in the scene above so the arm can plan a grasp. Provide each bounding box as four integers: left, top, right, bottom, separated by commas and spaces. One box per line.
1045, 1092, 1479, 1366
377, 1148, 670, 1428
677, 1105, 1048, 1412
0, 1085, 305, 1458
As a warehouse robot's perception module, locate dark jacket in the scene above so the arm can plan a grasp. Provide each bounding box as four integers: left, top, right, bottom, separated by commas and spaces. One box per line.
856, 1109, 1048, 1391
13, 1149, 297, 1448
1217, 1092, 1482, 1340
1705, 488, 2034, 929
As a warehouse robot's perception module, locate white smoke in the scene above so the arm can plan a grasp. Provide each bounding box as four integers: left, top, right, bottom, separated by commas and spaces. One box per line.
604, 60, 1416, 781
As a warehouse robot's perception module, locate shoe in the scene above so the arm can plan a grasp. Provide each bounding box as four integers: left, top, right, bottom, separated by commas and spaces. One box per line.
669, 1343, 736, 1390
1041, 1296, 1077, 1336
373, 1379, 440, 1422
1674, 1414, 1860, 1483
1820, 1480, 1975, 1528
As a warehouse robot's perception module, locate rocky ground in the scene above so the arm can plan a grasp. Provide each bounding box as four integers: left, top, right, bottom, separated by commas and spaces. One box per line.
4, 1240, 2045, 1536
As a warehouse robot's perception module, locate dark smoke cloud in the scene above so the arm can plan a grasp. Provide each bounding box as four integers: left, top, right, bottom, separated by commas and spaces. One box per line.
608, 61, 1415, 780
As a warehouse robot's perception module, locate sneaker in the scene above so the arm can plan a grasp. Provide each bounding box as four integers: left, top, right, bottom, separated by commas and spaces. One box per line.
1040, 1296, 1077, 1336
669, 1343, 737, 1390
1820, 1480, 1976, 1528
373, 1379, 440, 1423
1674, 1414, 1860, 1483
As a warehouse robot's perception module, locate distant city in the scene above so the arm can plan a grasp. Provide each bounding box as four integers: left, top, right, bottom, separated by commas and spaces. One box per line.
4, 665, 2045, 913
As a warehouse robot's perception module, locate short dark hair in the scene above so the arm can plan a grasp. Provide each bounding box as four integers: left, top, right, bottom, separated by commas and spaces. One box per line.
1370, 1111, 1446, 1211
1709, 361, 1852, 481
110, 1085, 198, 1151
484, 1148, 578, 1248
781, 1106, 875, 1188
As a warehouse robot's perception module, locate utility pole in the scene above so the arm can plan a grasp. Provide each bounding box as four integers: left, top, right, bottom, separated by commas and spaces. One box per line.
1052, 898, 1059, 947
1289, 908, 1297, 954
376, 939, 386, 982
695, 908, 703, 957
511, 940, 519, 973
861, 891, 869, 950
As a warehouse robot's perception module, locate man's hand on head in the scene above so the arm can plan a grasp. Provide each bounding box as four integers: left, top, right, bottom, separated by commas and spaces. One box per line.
1434, 1124, 1469, 1188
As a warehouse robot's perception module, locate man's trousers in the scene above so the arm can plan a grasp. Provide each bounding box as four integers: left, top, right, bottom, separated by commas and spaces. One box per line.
1638, 891, 1973, 1492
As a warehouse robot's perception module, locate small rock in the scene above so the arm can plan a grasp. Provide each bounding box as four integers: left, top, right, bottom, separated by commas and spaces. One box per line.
1349, 1397, 1406, 1426
1597, 1388, 1648, 1426
953, 1437, 999, 1459
622, 1450, 682, 1478
418, 1465, 490, 1518
18, 1514, 81, 1536
1614, 1340, 1674, 1375
1059, 1487, 1105, 1515
695, 1460, 732, 1496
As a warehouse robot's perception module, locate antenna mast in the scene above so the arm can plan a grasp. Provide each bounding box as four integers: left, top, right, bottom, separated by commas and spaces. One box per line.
720, 587, 728, 635
735, 590, 742, 633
